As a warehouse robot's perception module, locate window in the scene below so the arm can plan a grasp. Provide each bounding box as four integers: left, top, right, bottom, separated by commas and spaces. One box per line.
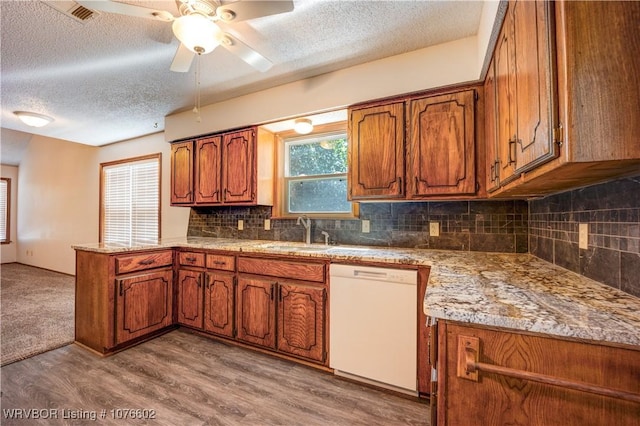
282, 129, 352, 217
100, 154, 161, 244
0, 178, 10, 244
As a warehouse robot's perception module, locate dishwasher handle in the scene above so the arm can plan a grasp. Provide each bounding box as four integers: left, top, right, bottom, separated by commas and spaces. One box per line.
354, 270, 389, 278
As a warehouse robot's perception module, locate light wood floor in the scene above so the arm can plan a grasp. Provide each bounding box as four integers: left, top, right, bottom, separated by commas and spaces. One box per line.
1, 330, 429, 425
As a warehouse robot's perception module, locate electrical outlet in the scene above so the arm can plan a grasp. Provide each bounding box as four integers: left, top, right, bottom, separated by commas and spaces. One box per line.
264, 219, 271, 231
362, 220, 370, 233
430, 222, 440, 237
238, 219, 244, 231
579, 223, 588, 249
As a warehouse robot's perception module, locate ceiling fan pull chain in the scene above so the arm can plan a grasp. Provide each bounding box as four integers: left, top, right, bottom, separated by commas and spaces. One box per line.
193, 54, 202, 123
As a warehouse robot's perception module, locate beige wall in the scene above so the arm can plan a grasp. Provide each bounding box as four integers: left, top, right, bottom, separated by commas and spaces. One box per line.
165, 36, 481, 142
1, 165, 19, 263
14, 133, 189, 275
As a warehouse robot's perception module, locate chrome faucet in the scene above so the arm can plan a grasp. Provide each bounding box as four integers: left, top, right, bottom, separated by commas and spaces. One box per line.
296, 215, 311, 244
321, 231, 330, 246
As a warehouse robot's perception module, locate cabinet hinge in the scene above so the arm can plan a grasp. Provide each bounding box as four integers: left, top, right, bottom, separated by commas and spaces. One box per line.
554, 123, 564, 147
474, 90, 479, 101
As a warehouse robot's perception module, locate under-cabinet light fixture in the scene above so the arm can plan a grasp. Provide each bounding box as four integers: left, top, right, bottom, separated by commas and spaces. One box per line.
294, 118, 313, 134
14, 111, 54, 128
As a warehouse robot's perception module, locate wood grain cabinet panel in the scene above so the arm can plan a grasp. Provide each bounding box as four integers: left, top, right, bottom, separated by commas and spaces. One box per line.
204, 272, 235, 338
408, 90, 476, 196
222, 129, 255, 204
170, 126, 273, 206
236, 277, 276, 349
238, 257, 325, 283
277, 283, 326, 363
116, 251, 173, 275
170, 141, 194, 204
348, 102, 405, 200
116, 269, 173, 345
195, 136, 222, 204
486, 1, 640, 197
176, 269, 204, 329
436, 321, 640, 426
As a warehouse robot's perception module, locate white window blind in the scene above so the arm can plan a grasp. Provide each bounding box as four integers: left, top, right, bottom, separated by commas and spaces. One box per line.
102, 157, 159, 245
0, 179, 8, 243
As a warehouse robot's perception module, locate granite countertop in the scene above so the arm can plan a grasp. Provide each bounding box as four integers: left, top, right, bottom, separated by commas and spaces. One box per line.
72, 237, 640, 348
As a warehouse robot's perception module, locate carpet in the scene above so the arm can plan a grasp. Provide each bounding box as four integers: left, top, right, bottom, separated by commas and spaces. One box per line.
1, 263, 75, 366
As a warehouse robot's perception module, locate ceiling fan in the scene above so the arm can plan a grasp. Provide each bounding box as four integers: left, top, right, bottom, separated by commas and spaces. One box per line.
76, 0, 294, 72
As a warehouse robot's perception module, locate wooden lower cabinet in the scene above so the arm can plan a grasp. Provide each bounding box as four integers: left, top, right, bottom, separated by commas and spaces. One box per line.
434, 321, 640, 426
75, 249, 175, 354
176, 269, 204, 329
277, 282, 326, 363
236, 277, 277, 349
203, 271, 235, 338
116, 269, 173, 345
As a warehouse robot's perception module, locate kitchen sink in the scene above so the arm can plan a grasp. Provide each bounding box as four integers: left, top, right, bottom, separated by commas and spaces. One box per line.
259, 244, 329, 252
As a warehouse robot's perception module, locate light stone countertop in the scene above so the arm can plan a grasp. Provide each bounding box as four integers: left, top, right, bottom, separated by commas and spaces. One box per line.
73, 237, 640, 348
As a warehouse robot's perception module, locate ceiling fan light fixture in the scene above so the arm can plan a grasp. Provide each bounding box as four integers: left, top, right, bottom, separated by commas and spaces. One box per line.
294, 118, 313, 134
172, 14, 220, 54
14, 111, 54, 128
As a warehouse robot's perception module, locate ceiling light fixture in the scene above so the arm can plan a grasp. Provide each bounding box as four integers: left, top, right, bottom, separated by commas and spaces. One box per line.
172, 14, 221, 55
294, 118, 313, 134
14, 111, 54, 128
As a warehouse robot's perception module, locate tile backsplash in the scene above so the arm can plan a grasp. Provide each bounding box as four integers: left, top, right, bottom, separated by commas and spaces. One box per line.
529, 175, 640, 297
187, 175, 640, 297
187, 200, 529, 253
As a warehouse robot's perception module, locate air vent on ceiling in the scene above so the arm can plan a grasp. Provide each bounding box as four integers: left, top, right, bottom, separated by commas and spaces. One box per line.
43, 1, 99, 23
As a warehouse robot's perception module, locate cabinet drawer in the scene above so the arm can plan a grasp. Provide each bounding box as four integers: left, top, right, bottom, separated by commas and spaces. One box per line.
206, 254, 235, 271
179, 251, 205, 268
238, 257, 325, 283
115, 251, 173, 274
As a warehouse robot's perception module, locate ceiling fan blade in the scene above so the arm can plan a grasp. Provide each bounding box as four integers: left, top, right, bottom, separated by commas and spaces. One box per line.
170, 43, 195, 72
216, 0, 294, 23
75, 1, 174, 21
218, 33, 273, 72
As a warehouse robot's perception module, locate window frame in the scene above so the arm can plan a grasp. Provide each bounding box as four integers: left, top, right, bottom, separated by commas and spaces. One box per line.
0, 177, 11, 244
99, 153, 162, 244
273, 121, 358, 219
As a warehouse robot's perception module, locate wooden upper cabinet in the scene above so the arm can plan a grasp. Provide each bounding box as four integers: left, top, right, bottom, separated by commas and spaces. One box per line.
494, 0, 557, 186
486, 1, 640, 197
170, 141, 194, 204
170, 126, 272, 206
195, 136, 222, 204
484, 58, 500, 193
408, 90, 476, 197
348, 102, 405, 200
222, 128, 255, 204
511, 0, 556, 173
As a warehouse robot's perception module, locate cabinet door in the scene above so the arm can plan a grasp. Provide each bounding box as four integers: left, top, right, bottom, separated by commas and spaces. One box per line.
495, 10, 517, 184
116, 269, 173, 345
277, 283, 326, 363
204, 272, 235, 338
484, 58, 501, 193
236, 277, 276, 349
349, 103, 405, 200
222, 129, 255, 204
195, 136, 222, 204
170, 141, 194, 204
408, 90, 476, 196
176, 269, 203, 329
511, 0, 557, 173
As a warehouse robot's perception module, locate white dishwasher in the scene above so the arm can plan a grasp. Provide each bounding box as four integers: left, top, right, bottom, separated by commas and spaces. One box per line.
329, 263, 417, 394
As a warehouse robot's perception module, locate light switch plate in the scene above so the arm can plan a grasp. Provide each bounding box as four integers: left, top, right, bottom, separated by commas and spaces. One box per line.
362, 220, 370, 233
579, 223, 588, 249
430, 222, 440, 237
238, 219, 244, 231
264, 219, 271, 231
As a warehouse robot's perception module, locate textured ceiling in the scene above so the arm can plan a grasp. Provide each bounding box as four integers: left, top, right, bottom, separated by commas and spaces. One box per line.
1, 0, 484, 161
